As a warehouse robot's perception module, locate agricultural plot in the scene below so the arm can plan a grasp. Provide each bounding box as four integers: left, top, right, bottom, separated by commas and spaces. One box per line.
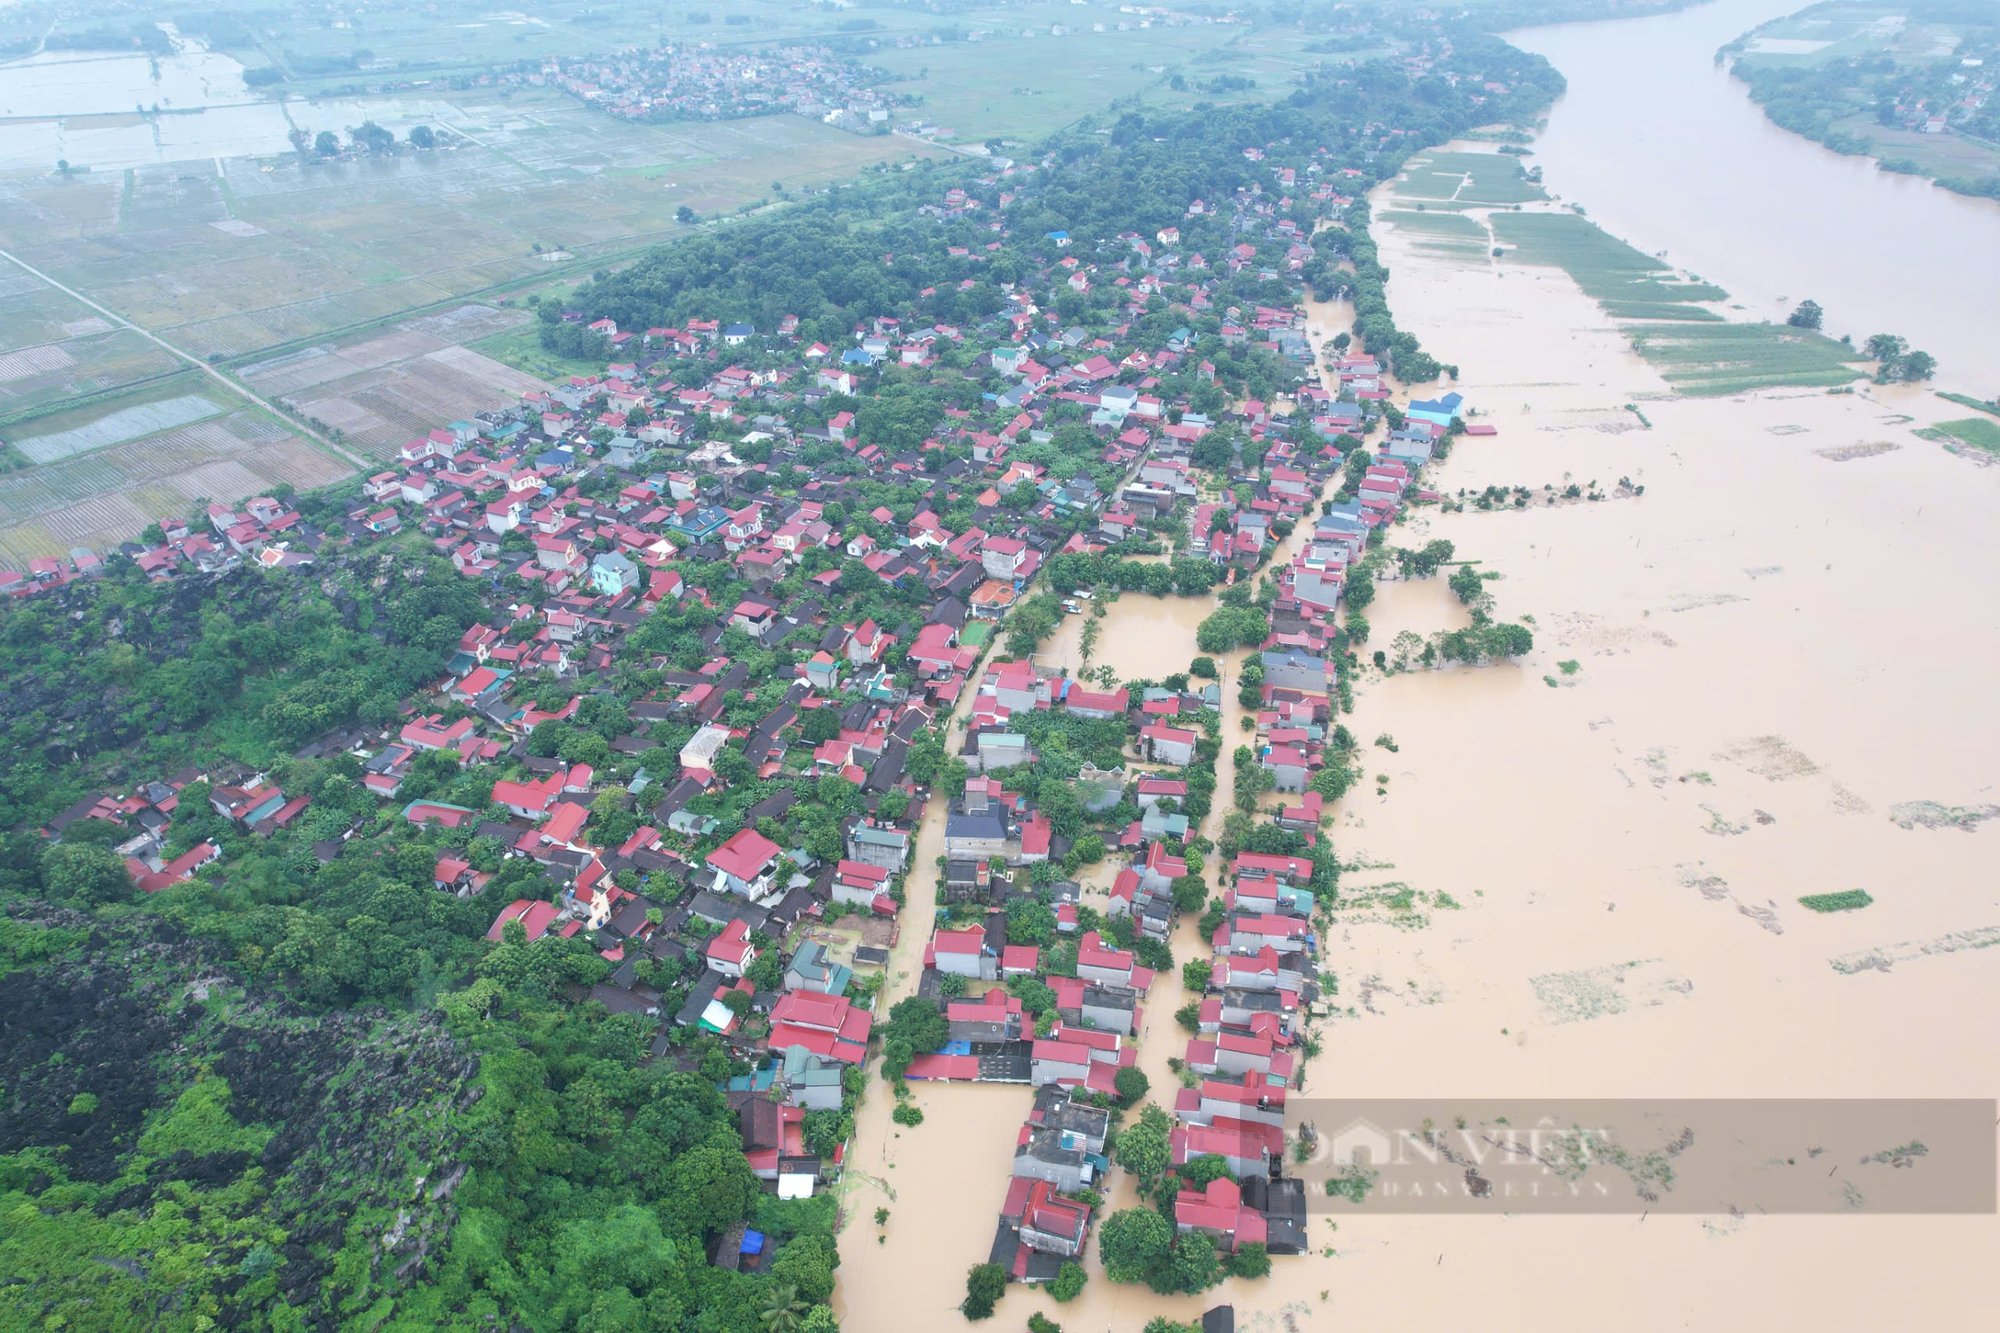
1625, 323, 1865, 396
0, 410, 348, 567
10, 393, 221, 464
1914, 417, 2000, 456
0, 327, 186, 423
239, 307, 548, 459
1380, 209, 1490, 259
1735, 7, 1969, 67
1396, 150, 1547, 206
0, 273, 110, 354
1489, 211, 1729, 314
869, 20, 1260, 142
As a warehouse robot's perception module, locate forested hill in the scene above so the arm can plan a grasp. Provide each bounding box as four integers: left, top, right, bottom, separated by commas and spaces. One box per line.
0, 908, 477, 1327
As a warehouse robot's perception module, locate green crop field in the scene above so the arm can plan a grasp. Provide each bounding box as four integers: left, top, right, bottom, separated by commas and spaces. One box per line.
1399, 150, 1547, 205
1625, 323, 1864, 396
1915, 417, 2000, 456
1798, 889, 1874, 913
468, 325, 618, 386
1489, 212, 1729, 311
869, 19, 1285, 143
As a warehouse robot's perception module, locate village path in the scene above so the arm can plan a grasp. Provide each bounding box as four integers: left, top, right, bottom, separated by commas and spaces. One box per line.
829, 626, 1000, 1277
0, 245, 369, 470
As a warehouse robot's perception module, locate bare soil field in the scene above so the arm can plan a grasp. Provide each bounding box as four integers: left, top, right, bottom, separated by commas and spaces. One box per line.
239, 308, 546, 458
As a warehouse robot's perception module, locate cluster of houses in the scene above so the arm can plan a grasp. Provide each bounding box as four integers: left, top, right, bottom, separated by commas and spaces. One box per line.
525, 42, 902, 129
1877, 51, 1995, 138
0, 493, 323, 598
25, 123, 1472, 1259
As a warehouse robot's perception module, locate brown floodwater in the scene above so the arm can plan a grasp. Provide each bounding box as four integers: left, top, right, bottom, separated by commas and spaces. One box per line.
1038, 592, 1214, 684
1299, 158, 2000, 1330
1509, 0, 2000, 382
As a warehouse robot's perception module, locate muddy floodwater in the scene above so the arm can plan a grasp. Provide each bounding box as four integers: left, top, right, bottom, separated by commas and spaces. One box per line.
1305, 163, 2000, 1327
1038, 592, 1214, 684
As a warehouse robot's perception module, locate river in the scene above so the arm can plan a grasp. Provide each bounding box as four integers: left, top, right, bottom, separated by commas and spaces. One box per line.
1509, 0, 2000, 385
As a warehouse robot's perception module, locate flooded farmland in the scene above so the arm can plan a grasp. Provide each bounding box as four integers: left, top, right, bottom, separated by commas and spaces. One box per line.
1293, 154, 2000, 1328
0, 45, 463, 170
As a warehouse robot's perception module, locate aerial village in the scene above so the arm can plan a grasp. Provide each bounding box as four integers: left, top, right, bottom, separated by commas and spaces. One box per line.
24, 132, 1478, 1302
526, 42, 905, 129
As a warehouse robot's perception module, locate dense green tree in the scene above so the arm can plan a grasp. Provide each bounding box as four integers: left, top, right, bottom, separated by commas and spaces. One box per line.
1114, 1104, 1172, 1185
961, 1262, 1007, 1320
1099, 1208, 1173, 1284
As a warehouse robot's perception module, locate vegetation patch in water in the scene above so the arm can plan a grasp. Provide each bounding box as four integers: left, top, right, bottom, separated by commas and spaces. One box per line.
1799, 889, 1874, 913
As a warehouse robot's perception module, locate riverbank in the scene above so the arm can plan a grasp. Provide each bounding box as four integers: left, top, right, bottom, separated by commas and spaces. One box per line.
1504, 0, 2000, 385
1722, 3, 2000, 202
1297, 158, 2000, 1330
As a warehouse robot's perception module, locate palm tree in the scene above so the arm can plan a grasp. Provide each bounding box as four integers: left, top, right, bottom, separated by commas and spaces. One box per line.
758, 1283, 806, 1333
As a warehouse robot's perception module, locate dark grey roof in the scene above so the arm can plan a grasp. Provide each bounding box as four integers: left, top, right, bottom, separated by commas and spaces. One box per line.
945, 809, 1007, 842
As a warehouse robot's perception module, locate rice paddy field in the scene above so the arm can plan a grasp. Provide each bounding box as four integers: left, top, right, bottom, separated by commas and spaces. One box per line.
238, 311, 551, 460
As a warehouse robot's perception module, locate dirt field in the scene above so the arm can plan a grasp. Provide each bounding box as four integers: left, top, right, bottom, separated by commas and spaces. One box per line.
238, 306, 547, 458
